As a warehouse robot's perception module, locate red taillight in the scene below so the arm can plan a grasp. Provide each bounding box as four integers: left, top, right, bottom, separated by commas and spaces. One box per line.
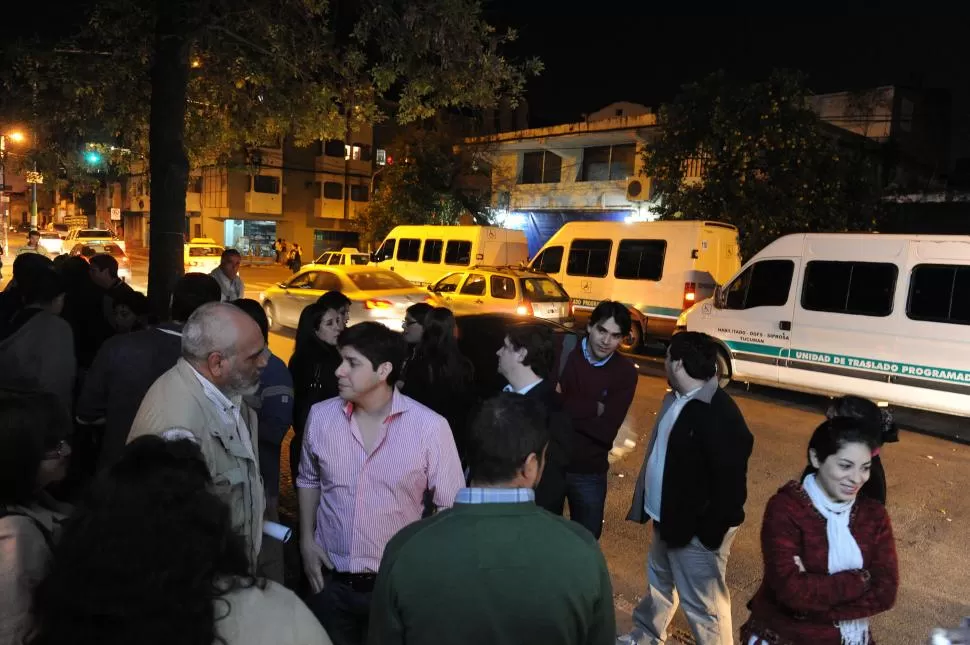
364, 298, 393, 310
516, 301, 534, 316
682, 282, 697, 310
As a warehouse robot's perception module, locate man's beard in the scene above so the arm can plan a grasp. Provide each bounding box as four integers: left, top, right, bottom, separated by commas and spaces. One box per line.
225, 370, 260, 398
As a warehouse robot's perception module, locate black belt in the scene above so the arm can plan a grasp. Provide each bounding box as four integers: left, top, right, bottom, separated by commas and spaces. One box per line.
329, 571, 377, 592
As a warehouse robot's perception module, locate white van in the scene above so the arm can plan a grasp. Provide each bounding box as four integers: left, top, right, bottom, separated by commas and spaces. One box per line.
681, 232, 970, 417
529, 220, 740, 348
372, 225, 529, 287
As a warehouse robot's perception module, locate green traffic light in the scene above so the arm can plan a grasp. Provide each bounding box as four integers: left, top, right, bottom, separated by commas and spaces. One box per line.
85, 151, 102, 164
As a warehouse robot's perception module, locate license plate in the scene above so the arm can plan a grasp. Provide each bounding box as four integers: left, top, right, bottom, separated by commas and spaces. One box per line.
545, 305, 558, 315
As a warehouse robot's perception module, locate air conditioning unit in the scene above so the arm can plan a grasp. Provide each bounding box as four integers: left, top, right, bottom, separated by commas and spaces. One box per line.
626, 176, 653, 202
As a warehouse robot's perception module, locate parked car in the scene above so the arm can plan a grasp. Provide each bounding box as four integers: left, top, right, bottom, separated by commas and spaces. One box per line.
426, 265, 574, 326
69, 241, 132, 283
314, 247, 370, 267
38, 232, 64, 256
259, 264, 438, 331
66, 228, 126, 252
184, 238, 224, 273
452, 312, 578, 399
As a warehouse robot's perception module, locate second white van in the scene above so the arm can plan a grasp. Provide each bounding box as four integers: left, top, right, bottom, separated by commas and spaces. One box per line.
372, 225, 529, 286
529, 220, 741, 349
680, 232, 970, 417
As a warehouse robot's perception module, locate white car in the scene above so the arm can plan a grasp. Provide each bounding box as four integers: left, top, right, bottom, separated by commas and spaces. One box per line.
184, 238, 224, 273
66, 228, 126, 252
314, 247, 371, 267
38, 232, 64, 256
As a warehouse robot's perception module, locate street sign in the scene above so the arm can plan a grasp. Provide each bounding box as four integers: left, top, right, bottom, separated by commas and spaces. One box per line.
110, 207, 121, 221
25, 171, 44, 184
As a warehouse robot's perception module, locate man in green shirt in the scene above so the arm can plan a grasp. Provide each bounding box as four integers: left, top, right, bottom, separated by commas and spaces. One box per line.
368, 393, 616, 645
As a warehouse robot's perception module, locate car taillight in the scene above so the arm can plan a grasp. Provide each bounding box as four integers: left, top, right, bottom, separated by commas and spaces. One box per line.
365, 298, 393, 310
516, 301, 534, 316
683, 281, 697, 310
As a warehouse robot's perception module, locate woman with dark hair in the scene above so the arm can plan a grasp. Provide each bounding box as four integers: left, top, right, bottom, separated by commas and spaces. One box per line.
742, 418, 899, 645
399, 302, 433, 386
822, 395, 898, 505
28, 435, 331, 645
288, 301, 345, 485
0, 388, 72, 645
401, 307, 475, 456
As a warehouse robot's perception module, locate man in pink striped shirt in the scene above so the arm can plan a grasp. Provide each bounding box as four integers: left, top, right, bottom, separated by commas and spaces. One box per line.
296, 321, 465, 645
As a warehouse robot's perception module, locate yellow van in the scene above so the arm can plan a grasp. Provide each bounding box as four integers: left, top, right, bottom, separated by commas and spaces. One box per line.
530, 220, 740, 349
372, 225, 529, 286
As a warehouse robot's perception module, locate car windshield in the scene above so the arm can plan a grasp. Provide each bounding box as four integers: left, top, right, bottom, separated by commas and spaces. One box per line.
79, 229, 113, 238
348, 270, 414, 291
350, 255, 369, 265
521, 277, 569, 302
189, 246, 223, 257
40, 233, 60, 239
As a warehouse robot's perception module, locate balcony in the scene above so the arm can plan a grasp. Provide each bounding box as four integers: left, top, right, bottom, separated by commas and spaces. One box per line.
245, 191, 282, 215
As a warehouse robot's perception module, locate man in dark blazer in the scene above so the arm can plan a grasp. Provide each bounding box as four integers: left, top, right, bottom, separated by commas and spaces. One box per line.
618, 332, 753, 645
495, 323, 571, 514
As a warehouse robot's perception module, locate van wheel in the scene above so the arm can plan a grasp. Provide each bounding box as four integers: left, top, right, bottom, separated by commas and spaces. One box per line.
264, 302, 280, 332
716, 349, 732, 389
620, 322, 643, 353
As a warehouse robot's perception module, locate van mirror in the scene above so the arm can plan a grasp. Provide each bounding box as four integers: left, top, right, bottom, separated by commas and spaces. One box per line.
713, 285, 724, 309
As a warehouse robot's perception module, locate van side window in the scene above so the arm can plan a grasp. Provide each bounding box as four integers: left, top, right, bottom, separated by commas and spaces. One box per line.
566, 239, 611, 277
397, 238, 421, 262
423, 240, 443, 264
908, 264, 970, 324
724, 260, 794, 309
533, 246, 563, 274
615, 239, 666, 281
374, 239, 395, 262
490, 276, 516, 300
460, 274, 486, 296
802, 261, 897, 317
445, 241, 472, 266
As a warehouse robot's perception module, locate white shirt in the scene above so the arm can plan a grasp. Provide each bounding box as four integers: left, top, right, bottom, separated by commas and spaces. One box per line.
186, 362, 256, 461
644, 386, 702, 521
502, 378, 543, 396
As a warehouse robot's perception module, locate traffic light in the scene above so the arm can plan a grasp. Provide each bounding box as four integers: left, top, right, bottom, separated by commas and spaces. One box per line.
84, 151, 102, 165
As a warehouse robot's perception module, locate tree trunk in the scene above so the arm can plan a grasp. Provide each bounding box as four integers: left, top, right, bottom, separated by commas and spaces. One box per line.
147, 0, 191, 318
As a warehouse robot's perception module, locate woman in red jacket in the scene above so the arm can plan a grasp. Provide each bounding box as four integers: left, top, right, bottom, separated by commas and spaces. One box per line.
742, 417, 899, 645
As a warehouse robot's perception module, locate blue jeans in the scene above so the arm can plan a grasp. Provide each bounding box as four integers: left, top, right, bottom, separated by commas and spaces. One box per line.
565, 472, 608, 539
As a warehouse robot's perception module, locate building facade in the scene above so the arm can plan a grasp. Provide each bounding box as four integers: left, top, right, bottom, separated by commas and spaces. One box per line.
104, 126, 387, 260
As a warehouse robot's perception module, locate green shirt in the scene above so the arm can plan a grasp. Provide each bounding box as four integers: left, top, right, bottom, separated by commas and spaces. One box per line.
368, 501, 615, 645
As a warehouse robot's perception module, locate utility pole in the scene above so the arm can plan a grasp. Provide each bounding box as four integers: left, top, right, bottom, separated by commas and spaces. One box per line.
30, 162, 38, 229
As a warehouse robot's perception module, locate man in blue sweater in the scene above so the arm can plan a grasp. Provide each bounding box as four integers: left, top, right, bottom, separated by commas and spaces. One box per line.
368, 393, 615, 645
233, 298, 294, 584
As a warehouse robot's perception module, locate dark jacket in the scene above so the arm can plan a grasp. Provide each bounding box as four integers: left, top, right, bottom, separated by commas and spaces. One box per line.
401, 355, 476, 459
288, 340, 341, 439
741, 481, 898, 645
524, 379, 572, 514
77, 324, 184, 471
627, 377, 753, 550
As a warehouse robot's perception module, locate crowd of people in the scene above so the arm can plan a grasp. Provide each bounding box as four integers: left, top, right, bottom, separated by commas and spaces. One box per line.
0, 246, 909, 645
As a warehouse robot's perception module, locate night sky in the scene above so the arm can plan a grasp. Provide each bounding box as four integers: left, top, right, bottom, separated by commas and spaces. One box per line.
485, 5, 969, 137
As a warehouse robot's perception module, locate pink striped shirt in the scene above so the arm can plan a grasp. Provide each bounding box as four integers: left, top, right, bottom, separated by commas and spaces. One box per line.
296, 389, 464, 573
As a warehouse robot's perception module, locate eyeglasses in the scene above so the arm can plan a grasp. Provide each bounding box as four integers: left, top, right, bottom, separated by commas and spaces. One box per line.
45, 439, 70, 459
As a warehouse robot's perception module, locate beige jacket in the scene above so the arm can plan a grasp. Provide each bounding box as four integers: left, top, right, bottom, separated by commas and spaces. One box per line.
0, 500, 66, 645
129, 358, 265, 565
216, 580, 332, 645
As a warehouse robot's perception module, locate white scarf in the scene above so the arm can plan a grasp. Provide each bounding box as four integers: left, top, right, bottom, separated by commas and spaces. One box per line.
803, 474, 870, 645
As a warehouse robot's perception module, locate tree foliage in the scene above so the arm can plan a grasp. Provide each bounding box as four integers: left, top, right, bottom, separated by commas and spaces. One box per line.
2, 0, 539, 312
354, 128, 492, 248
643, 70, 884, 259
